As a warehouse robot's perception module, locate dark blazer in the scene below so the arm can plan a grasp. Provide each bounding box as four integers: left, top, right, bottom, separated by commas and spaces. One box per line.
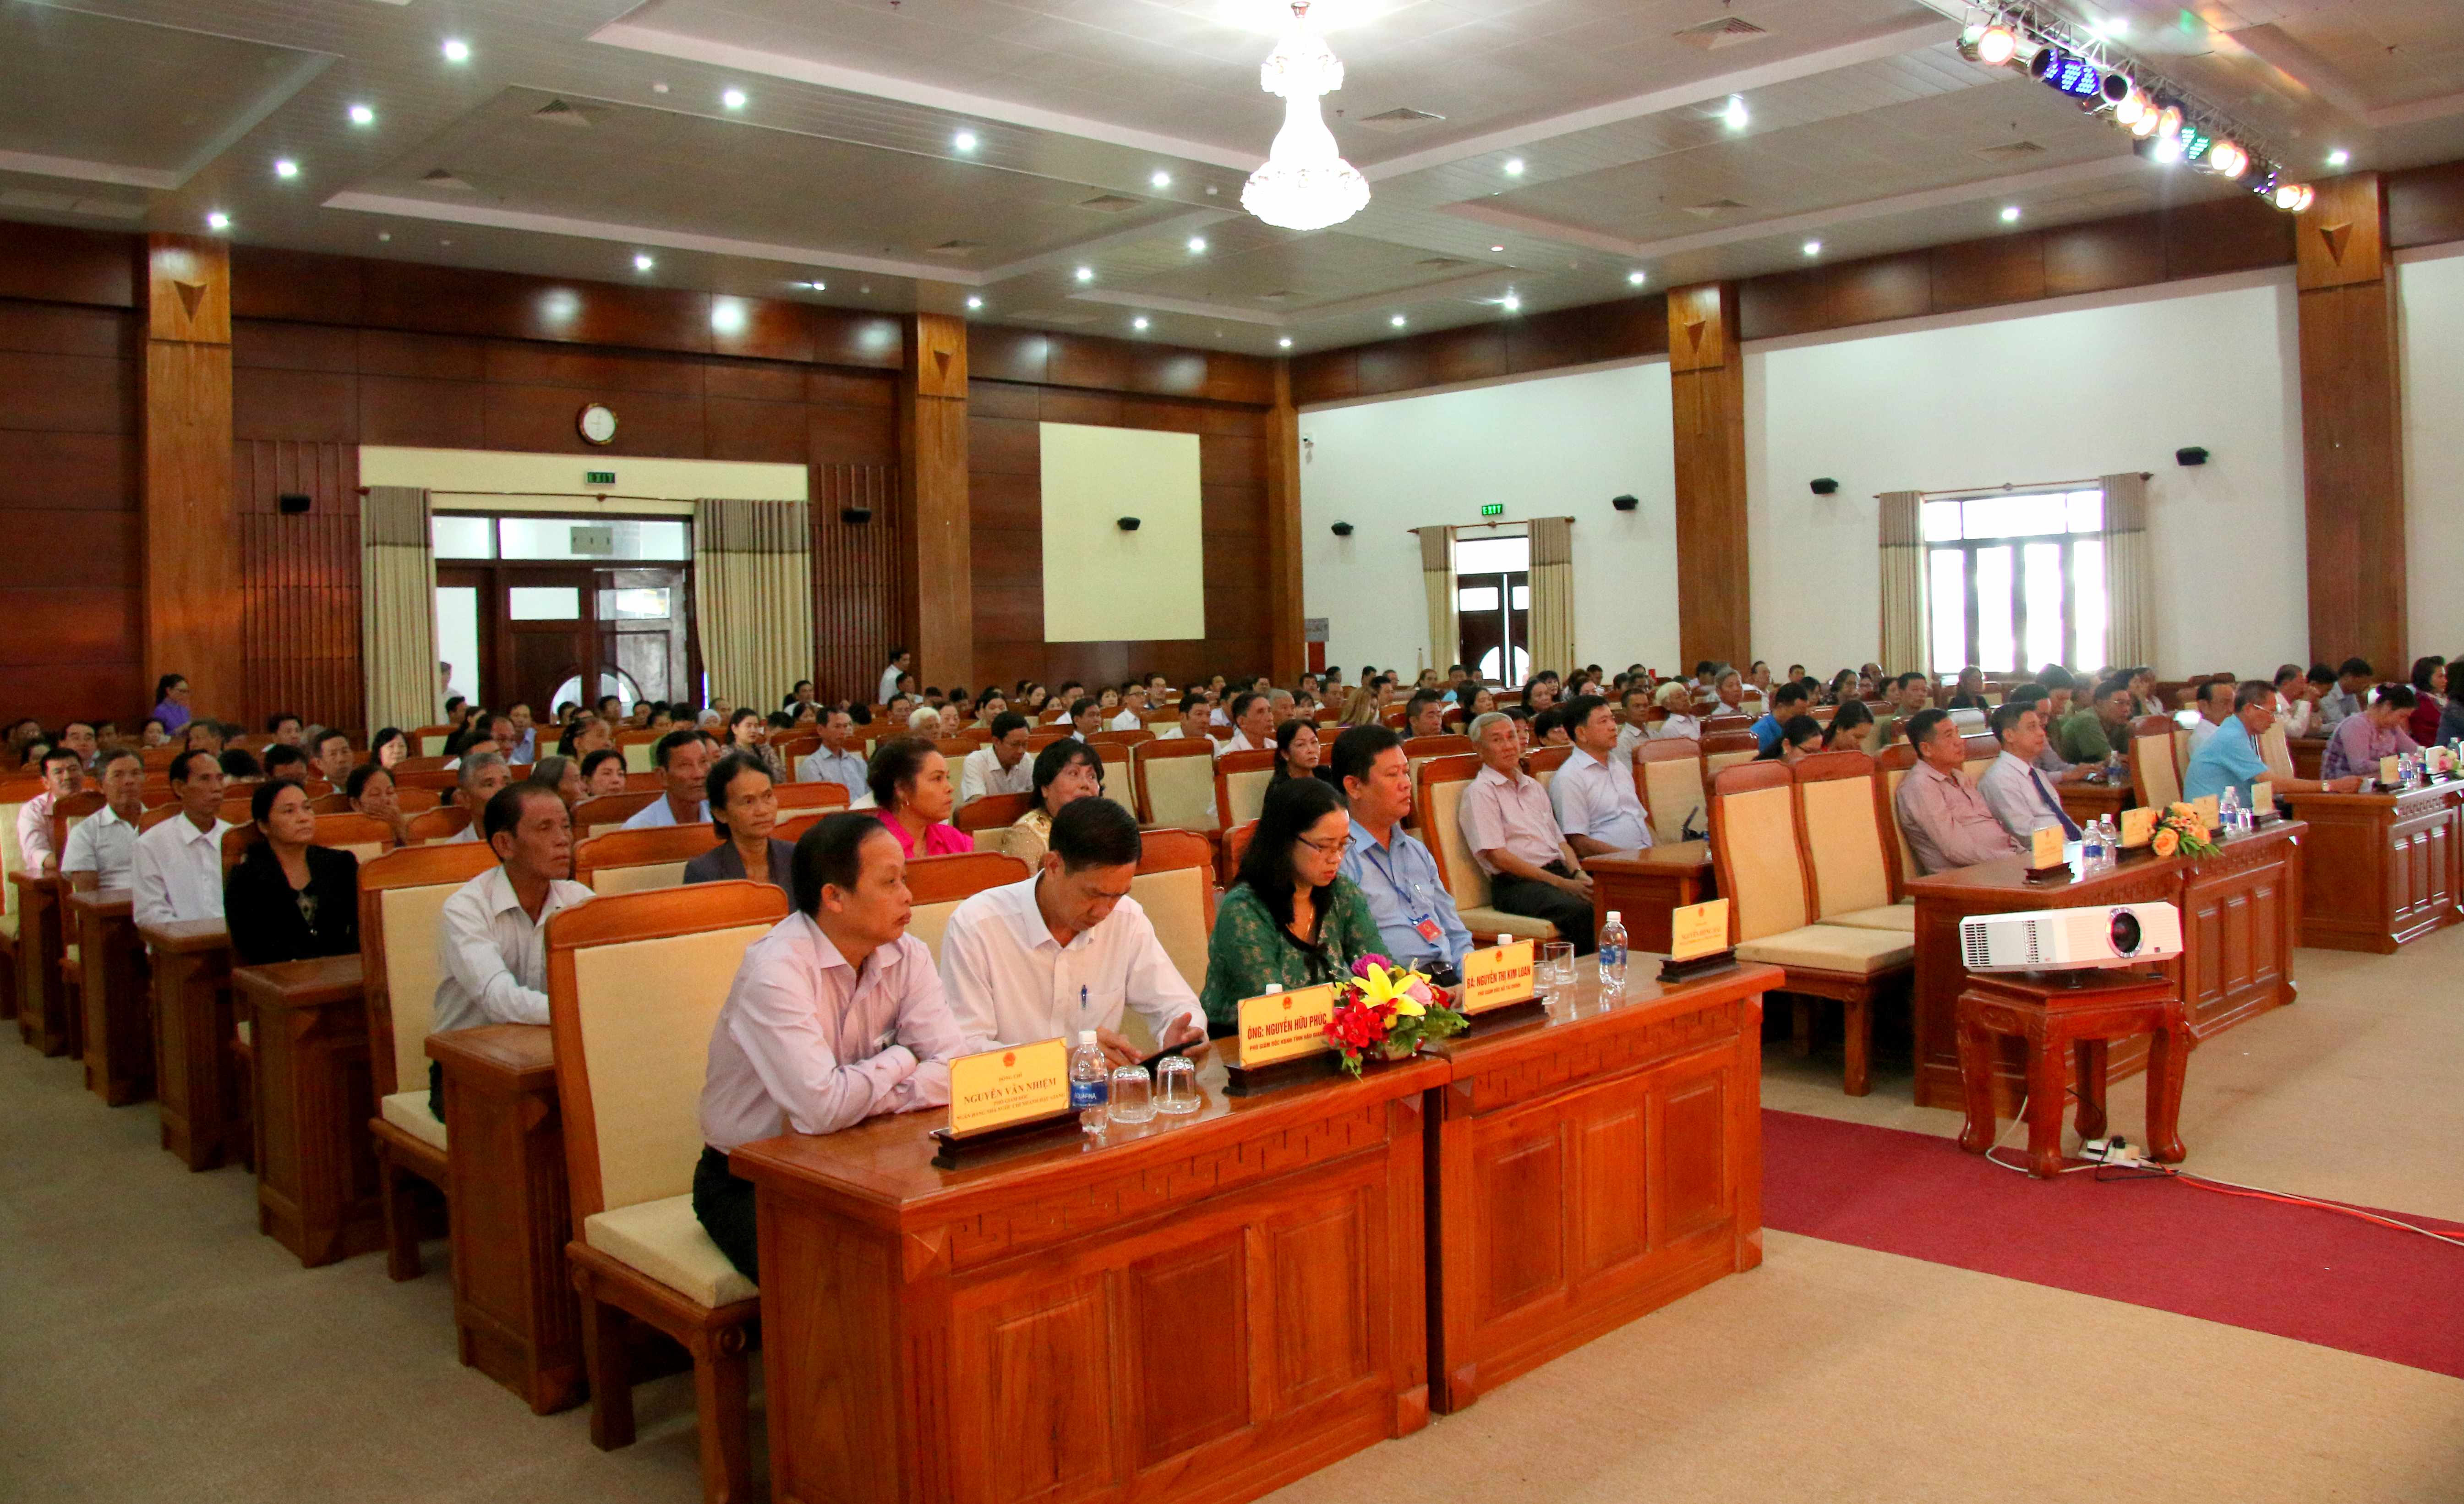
682, 837, 795, 899
224, 842, 361, 966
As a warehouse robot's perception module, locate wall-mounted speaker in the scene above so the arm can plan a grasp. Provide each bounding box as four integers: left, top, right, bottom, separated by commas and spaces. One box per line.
840, 505, 874, 524
1809, 478, 1839, 495
1117, 516, 1141, 531
1610, 493, 1639, 512
1330, 521, 1355, 537
278, 492, 312, 514
2175, 447, 2209, 466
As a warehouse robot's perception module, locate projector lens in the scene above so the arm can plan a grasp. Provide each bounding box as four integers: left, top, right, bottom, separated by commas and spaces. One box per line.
2108, 909, 2142, 956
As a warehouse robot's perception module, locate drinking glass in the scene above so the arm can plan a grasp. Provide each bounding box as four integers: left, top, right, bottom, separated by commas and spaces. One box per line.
1154, 1054, 1201, 1115
1108, 1063, 1156, 1124
1542, 941, 1576, 1002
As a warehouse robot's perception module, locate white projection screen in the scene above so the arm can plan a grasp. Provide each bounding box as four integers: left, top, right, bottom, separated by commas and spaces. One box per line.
1038, 421, 1205, 642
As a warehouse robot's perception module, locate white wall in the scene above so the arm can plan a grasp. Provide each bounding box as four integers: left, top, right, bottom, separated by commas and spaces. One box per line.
2402, 246, 2464, 659
1748, 270, 2310, 677
1299, 361, 1678, 674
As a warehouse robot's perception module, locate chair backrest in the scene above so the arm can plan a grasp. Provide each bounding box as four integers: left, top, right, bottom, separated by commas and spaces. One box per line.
1702, 730, 1760, 777
2130, 715, 2180, 809
411, 725, 454, 757
1215, 749, 1277, 830
572, 790, 657, 837
1960, 733, 1999, 786
1087, 728, 1154, 750
1635, 738, 1705, 845
2257, 721, 2295, 782
357, 842, 504, 1097
1093, 742, 1134, 807
51, 791, 104, 860
0, 776, 41, 918
218, 811, 395, 871
406, 806, 470, 844
1132, 829, 1217, 994
772, 780, 850, 815
616, 728, 660, 772
1875, 744, 1921, 893
903, 850, 1031, 956
1526, 744, 1571, 792
574, 823, 721, 895
1137, 738, 1218, 830
546, 881, 792, 1219
1707, 761, 1810, 945
956, 791, 1032, 834
932, 737, 975, 762
1415, 754, 1492, 911
1791, 751, 1893, 920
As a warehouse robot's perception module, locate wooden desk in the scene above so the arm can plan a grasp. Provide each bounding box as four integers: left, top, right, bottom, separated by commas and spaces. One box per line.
11, 870, 73, 1057
2279, 783, 2460, 952
142, 919, 237, 1170
1586, 844, 1714, 953
426, 1024, 584, 1415
236, 956, 382, 1267
732, 1050, 1444, 1504
1904, 822, 2301, 1111
2288, 736, 2326, 782
1426, 963, 1775, 1414
2056, 773, 2131, 829
68, 887, 149, 1105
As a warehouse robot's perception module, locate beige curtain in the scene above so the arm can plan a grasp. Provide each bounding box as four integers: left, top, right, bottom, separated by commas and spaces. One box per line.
361, 486, 437, 734
1419, 526, 1457, 677
693, 498, 814, 711
1527, 516, 1575, 679
2099, 472, 2154, 672
1878, 490, 1928, 676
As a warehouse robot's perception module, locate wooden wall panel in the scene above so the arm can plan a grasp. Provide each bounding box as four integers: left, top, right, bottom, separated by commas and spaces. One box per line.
2389, 159, 2464, 250
811, 463, 903, 706
901, 312, 974, 689
234, 441, 361, 733
142, 236, 240, 722
2295, 174, 2408, 670
1667, 283, 1751, 670
0, 221, 137, 309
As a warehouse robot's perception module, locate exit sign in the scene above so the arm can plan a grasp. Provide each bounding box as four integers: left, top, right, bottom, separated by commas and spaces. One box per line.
1480, 503, 1504, 518
585, 470, 616, 486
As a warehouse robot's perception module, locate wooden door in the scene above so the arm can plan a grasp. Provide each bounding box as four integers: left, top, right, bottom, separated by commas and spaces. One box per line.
501, 568, 597, 720
596, 568, 692, 708
1456, 570, 1530, 686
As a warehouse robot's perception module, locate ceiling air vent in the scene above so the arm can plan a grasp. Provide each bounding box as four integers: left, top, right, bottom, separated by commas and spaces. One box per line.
1682, 198, 1748, 218
1022, 308, 1102, 325
1974, 140, 2047, 164
1077, 193, 1144, 213
530, 98, 598, 127
1416, 256, 1470, 268
1675, 16, 1770, 48
421, 168, 476, 191
1256, 290, 1295, 302
926, 239, 984, 255
1358, 106, 1447, 131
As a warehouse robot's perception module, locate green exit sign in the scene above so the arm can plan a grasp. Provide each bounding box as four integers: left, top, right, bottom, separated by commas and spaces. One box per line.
585, 470, 616, 486
1480, 503, 1505, 518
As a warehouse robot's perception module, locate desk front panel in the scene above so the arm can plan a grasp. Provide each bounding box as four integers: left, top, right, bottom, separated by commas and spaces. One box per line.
2283, 787, 2459, 952
2179, 823, 2300, 1038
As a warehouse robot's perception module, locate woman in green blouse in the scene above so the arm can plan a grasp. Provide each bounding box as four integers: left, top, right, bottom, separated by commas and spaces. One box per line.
1200, 775, 1382, 1030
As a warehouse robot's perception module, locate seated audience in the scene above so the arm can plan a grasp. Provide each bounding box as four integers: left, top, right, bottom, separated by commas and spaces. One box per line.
2180, 679, 2235, 760
1065, 697, 1102, 741
1199, 775, 1382, 1029
139, 717, 169, 749
2407, 657, 2447, 747
1822, 699, 1875, 752
347, 763, 415, 846
1709, 669, 1746, 716
1871, 672, 1931, 747
60, 747, 143, 891
580, 748, 629, 797
16, 745, 83, 875
1648, 680, 1702, 741
1404, 690, 1447, 741
1945, 666, 1989, 710
1006, 738, 1104, 870
1752, 715, 1824, 765
503, 703, 537, 762
1613, 684, 1653, 758
219, 747, 262, 780
1108, 684, 1151, 731
133, 750, 232, 929
694, 812, 966, 1279
1824, 669, 1859, 706
958, 712, 1033, 806
262, 744, 311, 785
309, 728, 355, 788
526, 755, 581, 808
2186, 681, 2366, 806
1155, 693, 1216, 746
1894, 710, 2021, 875
442, 752, 513, 842
869, 735, 971, 858
2128, 666, 2164, 717
1224, 691, 1276, 753
940, 796, 1205, 1064
2317, 657, 2373, 729
1551, 694, 1653, 858
2272, 664, 2320, 739
2053, 674, 2136, 766
430, 784, 592, 1117
153, 673, 194, 734
1460, 711, 1595, 951
1978, 702, 2081, 846
1751, 681, 1812, 754
1270, 719, 1325, 786
2320, 684, 2421, 782
684, 751, 793, 896
724, 708, 786, 781
1335, 686, 1379, 727
907, 705, 942, 735
224, 780, 360, 966
622, 729, 712, 829
1333, 725, 1473, 976
798, 706, 869, 801
58, 720, 98, 769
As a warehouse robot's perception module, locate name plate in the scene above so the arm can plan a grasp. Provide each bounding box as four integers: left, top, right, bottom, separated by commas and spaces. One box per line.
2192, 794, 2219, 831
2029, 825, 2065, 869
2380, 755, 2400, 786
1237, 984, 1337, 1069
1669, 898, 1730, 962
946, 1038, 1071, 1137
2120, 806, 2155, 848
2250, 779, 2273, 812
1458, 939, 1536, 1014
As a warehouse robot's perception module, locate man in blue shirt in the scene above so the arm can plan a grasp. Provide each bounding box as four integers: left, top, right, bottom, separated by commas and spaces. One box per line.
2185, 680, 2363, 807
1750, 680, 1811, 755
1332, 724, 1472, 974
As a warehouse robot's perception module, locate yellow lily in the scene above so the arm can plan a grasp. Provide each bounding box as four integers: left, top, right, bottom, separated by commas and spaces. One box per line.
1356, 964, 1427, 1017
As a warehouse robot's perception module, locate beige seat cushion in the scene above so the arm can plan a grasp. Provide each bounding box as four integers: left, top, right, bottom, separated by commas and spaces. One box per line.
1143, 757, 1217, 830
908, 898, 965, 957
1716, 784, 1808, 942
1222, 767, 1273, 827
1639, 754, 1705, 846
1130, 867, 1209, 994
1737, 924, 1914, 974
1800, 777, 1895, 920
379, 1089, 448, 1152
584, 1196, 756, 1309
1458, 906, 1559, 943
593, 860, 689, 895
1826, 903, 1915, 933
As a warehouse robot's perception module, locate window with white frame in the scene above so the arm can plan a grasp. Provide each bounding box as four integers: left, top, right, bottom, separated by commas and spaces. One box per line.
1923, 488, 2106, 676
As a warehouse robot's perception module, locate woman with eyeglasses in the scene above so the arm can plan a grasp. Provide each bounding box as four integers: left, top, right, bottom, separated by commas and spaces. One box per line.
1197, 775, 1381, 1032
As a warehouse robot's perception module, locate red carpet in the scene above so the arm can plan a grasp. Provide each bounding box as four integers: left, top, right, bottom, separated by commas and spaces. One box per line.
1761, 1110, 2464, 1378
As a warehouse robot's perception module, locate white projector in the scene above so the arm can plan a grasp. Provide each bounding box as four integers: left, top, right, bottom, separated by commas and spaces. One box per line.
1959, 902, 2182, 973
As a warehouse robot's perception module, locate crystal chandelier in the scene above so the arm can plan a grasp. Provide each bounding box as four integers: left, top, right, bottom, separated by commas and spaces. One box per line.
1241, 3, 1370, 231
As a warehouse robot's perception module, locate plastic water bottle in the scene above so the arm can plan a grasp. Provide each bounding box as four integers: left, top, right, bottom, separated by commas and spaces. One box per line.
2080, 818, 2106, 871
2099, 814, 2120, 864
2218, 785, 2240, 833
1070, 1030, 1109, 1132
1596, 910, 1628, 998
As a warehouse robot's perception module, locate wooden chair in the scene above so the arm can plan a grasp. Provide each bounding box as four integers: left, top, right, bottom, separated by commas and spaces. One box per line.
361, 842, 502, 1280
1959, 733, 1999, 786
956, 791, 1031, 835
1634, 738, 1706, 846
1090, 740, 1135, 809
406, 806, 472, 844
306, 791, 351, 814
1706, 762, 1913, 1096
1701, 730, 1759, 779
931, 737, 976, 762
615, 729, 661, 774
2129, 715, 2181, 809
1379, 704, 1408, 728
1214, 749, 1277, 831
547, 881, 790, 1504
1526, 744, 1572, 790
393, 786, 443, 815
216, 813, 395, 871
2256, 721, 2295, 784
395, 755, 453, 777
1791, 752, 1913, 933
1219, 818, 1257, 888
1087, 728, 1154, 750
1133, 828, 1217, 996
1414, 754, 1557, 943
904, 851, 1031, 955
574, 824, 721, 895
1136, 738, 1218, 831
771, 781, 848, 816
0, 774, 49, 1018
411, 725, 456, 757
573, 791, 658, 837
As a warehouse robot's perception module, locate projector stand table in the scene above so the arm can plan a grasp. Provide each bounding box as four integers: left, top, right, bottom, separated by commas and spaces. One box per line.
1954, 971, 2187, 1180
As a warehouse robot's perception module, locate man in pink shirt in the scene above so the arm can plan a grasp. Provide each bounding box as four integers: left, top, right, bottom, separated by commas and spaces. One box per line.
15, 745, 83, 876
1458, 711, 1594, 951
1894, 710, 2021, 875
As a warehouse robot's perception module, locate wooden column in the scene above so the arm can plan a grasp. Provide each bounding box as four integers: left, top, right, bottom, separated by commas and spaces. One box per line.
1265, 360, 1306, 682
1666, 282, 1751, 670
2295, 173, 2407, 670
140, 235, 240, 711
898, 312, 972, 690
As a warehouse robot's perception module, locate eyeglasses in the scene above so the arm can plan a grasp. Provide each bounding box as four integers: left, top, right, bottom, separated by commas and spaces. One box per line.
1295, 833, 1347, 857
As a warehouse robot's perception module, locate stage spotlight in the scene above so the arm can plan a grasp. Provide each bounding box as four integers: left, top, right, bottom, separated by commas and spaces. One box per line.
2272, 181, 2314, 213
2114, 90, 2148, 128
2126, 95, 2159, 137
1959, 21, 2020, 66
2031, 47, 2105, 104
2208, 139, 2249, 178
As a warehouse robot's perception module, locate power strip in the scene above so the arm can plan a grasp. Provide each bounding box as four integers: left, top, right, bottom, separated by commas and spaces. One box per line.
2082, 1136, 2147, 1168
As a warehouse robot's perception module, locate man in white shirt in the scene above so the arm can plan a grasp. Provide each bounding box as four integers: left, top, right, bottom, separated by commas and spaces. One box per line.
1154, 695, 1215, 749
1977, 703, 2082, 848
2179, 678, 2234, 760
429, 784, 593, 1117
16, 745, 83, 875
1404, 691, 1446, 741
694, 811, 968, 1281
1108, 684, 1150, 732
1614, 684, 1654, 760
877, 648, 913, 705
133, 750, 230, 930
267, 712, 305, 749
1550, 695, 1655, 857
798, 706, 870, 800
1064, 697, 1103, 742
1461, 712, 1594, 951
62, 748, 145, 891
310, 728, 356, 788
622, 729, 712, 829
440, 752, 512, 842
1224, 692, 1277, 754
940, 796, 1205, 1066
959, 713, 1034, 806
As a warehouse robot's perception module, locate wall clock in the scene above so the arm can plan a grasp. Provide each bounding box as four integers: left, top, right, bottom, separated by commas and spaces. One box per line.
577, 403, 618, 446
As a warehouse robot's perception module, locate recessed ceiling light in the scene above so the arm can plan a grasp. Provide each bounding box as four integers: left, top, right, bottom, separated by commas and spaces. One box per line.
377, 232, 390, 242
1500, 294, 1521, 312
348, 104, 375, 126
1132, 317, 1150, 331
2327, 148, 2349, 167
633, 253, 654, 272
2097, 17, 2129, 36
2000, 205, 2021, 223
1390, 314, 1406, 328
721, 88, 747, 109
1627, 270, 1647, 286
651, 82, 669, 94
966, 296, 983, 310
274, 159, 299, 180
791, 279, 825, 291
1151, 170, 1172, 189
1490, 244, 1505, 252
953, 130, 978, 151
711, 301, 747, 335
1187, 236, 1207, 253
1802, 240, 1822, 257
441, 38, 470, 63
206, 212, 229, 231
1278, 337, 1293, 348
1723, 95, 1749, 130
1074, 266, 1094, 282
1503, 158, 1524, 176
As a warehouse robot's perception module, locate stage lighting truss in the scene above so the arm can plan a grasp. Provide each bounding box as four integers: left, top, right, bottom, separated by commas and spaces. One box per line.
1946, 2, 2311, 213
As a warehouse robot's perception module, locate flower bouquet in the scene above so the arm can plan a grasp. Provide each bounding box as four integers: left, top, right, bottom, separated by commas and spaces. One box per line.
1324, 954, 1469, 1077
2151, 802, 2218, 860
